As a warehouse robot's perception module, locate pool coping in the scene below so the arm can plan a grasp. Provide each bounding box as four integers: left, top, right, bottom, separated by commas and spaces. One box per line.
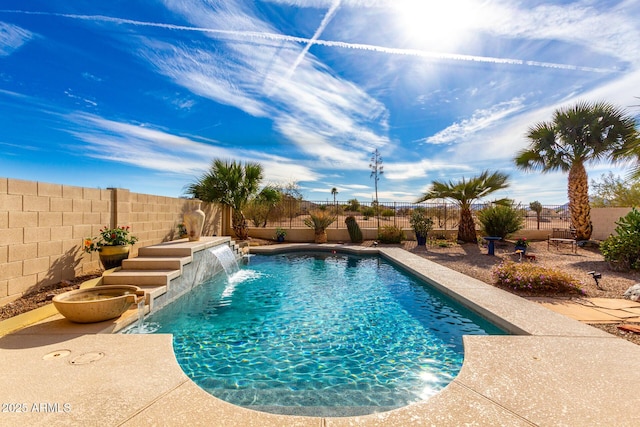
1, 243, 639, 426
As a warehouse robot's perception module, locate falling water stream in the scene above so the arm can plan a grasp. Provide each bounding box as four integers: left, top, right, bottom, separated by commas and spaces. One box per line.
136, 298, 145, 333
208, 245, 239, 276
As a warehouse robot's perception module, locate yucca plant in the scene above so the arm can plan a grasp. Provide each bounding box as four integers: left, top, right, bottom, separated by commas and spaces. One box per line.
304, 211, 336, 243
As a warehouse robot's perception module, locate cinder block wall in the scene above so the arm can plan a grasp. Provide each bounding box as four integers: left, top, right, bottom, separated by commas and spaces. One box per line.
590, 207, 632, 240
1, 178, 221, 305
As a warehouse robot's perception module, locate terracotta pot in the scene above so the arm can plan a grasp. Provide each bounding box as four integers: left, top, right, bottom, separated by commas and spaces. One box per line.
98, 245, 130, 269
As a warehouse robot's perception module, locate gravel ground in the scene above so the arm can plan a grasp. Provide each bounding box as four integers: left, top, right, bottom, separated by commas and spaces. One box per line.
399, 239, 640, 345
0, 272, 102, 321
2, 239, 639, 345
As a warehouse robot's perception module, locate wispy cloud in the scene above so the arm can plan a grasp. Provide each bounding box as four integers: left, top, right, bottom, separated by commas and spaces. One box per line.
64, 112, 318, 182
141, 1, 390, 162
273, 0, 342, 92
424, 98, 525, 145
488, 1, 640, 64
0, 21, 32, 56
136, 39, 269, 117
384, 159, 473, 181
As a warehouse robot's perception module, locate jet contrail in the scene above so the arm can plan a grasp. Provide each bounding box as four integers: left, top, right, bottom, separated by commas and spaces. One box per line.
0, 9, 615, 73
278, 0, 342, 87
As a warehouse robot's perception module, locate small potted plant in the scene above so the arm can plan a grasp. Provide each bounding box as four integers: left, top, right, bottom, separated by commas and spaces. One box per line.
177, 223, 188, 238
514, 237, 529, 254
410, 209, 434, 246
84, 225, 139, 269
275, 227, 286, 243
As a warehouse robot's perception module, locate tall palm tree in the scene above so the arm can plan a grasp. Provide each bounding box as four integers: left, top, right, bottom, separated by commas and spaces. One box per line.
186, 159, 263, 240
514, 101, 639, 241
331, 187, 338, 213
416, 170, 510, 243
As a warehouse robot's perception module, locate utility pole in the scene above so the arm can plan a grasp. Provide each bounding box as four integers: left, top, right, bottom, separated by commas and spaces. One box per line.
369, 149, 383, 229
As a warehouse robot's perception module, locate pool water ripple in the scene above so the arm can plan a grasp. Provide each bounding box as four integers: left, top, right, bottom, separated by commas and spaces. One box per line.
134, 252, 504, 415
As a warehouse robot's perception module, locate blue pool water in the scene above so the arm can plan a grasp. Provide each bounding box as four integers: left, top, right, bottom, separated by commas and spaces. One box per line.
135, 252, 505, 416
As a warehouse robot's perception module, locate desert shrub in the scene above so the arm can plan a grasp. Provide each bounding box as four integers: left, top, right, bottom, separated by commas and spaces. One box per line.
381, 208, 395, 218
477, 204, 524, 239
244, 201, 270, 227
492, 261, 585, 295
345, 199, 360, 212
429, 237, 452, 247
361, 206, 376, 219
600, 207, 640, 270
377, 225, 406, 244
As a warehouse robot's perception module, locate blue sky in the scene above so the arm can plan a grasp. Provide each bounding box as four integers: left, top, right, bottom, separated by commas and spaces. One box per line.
1, 0, 639, 204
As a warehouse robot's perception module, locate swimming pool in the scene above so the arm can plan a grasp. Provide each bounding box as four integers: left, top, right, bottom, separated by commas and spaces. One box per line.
134, 251, 505, 416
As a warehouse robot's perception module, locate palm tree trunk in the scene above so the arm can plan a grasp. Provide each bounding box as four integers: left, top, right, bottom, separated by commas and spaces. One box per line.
232, 209, 249, 240
458, 206, 477, 243
568, 162, 592, 240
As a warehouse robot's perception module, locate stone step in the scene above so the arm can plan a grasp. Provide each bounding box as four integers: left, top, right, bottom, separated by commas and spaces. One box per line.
102, 236, 241, 315
138, 245, 195, 258
102, 269, 181, 287
138, 236, 231, 257
122, 256, 191, 271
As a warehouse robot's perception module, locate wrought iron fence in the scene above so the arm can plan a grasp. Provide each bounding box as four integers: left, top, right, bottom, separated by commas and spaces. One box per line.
244, 200, 570, 231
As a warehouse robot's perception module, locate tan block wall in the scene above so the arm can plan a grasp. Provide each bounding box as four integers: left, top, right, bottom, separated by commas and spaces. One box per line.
0, 178, 222, 304
590, 207, 632, 241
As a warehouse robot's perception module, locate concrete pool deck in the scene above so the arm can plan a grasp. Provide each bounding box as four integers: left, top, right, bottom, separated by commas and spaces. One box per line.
1, 243, 640, 426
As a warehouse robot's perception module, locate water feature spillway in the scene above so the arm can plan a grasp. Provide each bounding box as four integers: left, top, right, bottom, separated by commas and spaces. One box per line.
113, 237, 241, 315
208, 245, 239, 276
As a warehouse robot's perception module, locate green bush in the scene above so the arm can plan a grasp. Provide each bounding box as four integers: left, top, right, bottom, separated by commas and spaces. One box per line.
492, 261, 585, 295
477, 204, 524, 239
600, 207, 640, 270
345, 199, 360, 212
410, 208, 434, 238
377, 225, 406, 244
361, 206, 376, 219
381, 208, 395, 218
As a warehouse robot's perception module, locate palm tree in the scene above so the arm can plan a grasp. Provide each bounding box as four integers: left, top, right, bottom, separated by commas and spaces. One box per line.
186, 159, 263, 240
331, 187, 338, 214
514, 101, 639, 241
416, 170, 510, 243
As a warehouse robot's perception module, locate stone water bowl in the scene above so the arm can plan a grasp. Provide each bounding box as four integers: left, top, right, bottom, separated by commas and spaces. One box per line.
53, 285, 145, 323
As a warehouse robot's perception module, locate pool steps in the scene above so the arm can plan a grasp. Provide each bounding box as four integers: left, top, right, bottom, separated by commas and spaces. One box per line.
101, 236, 243, 319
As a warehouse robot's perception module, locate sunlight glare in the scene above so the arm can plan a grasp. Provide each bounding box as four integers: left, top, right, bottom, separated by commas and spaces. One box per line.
392, 0, 486, 51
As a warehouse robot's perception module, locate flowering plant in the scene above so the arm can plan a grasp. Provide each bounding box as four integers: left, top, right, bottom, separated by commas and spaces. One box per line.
83, 226, 138, 253
515, 237, 529, 247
